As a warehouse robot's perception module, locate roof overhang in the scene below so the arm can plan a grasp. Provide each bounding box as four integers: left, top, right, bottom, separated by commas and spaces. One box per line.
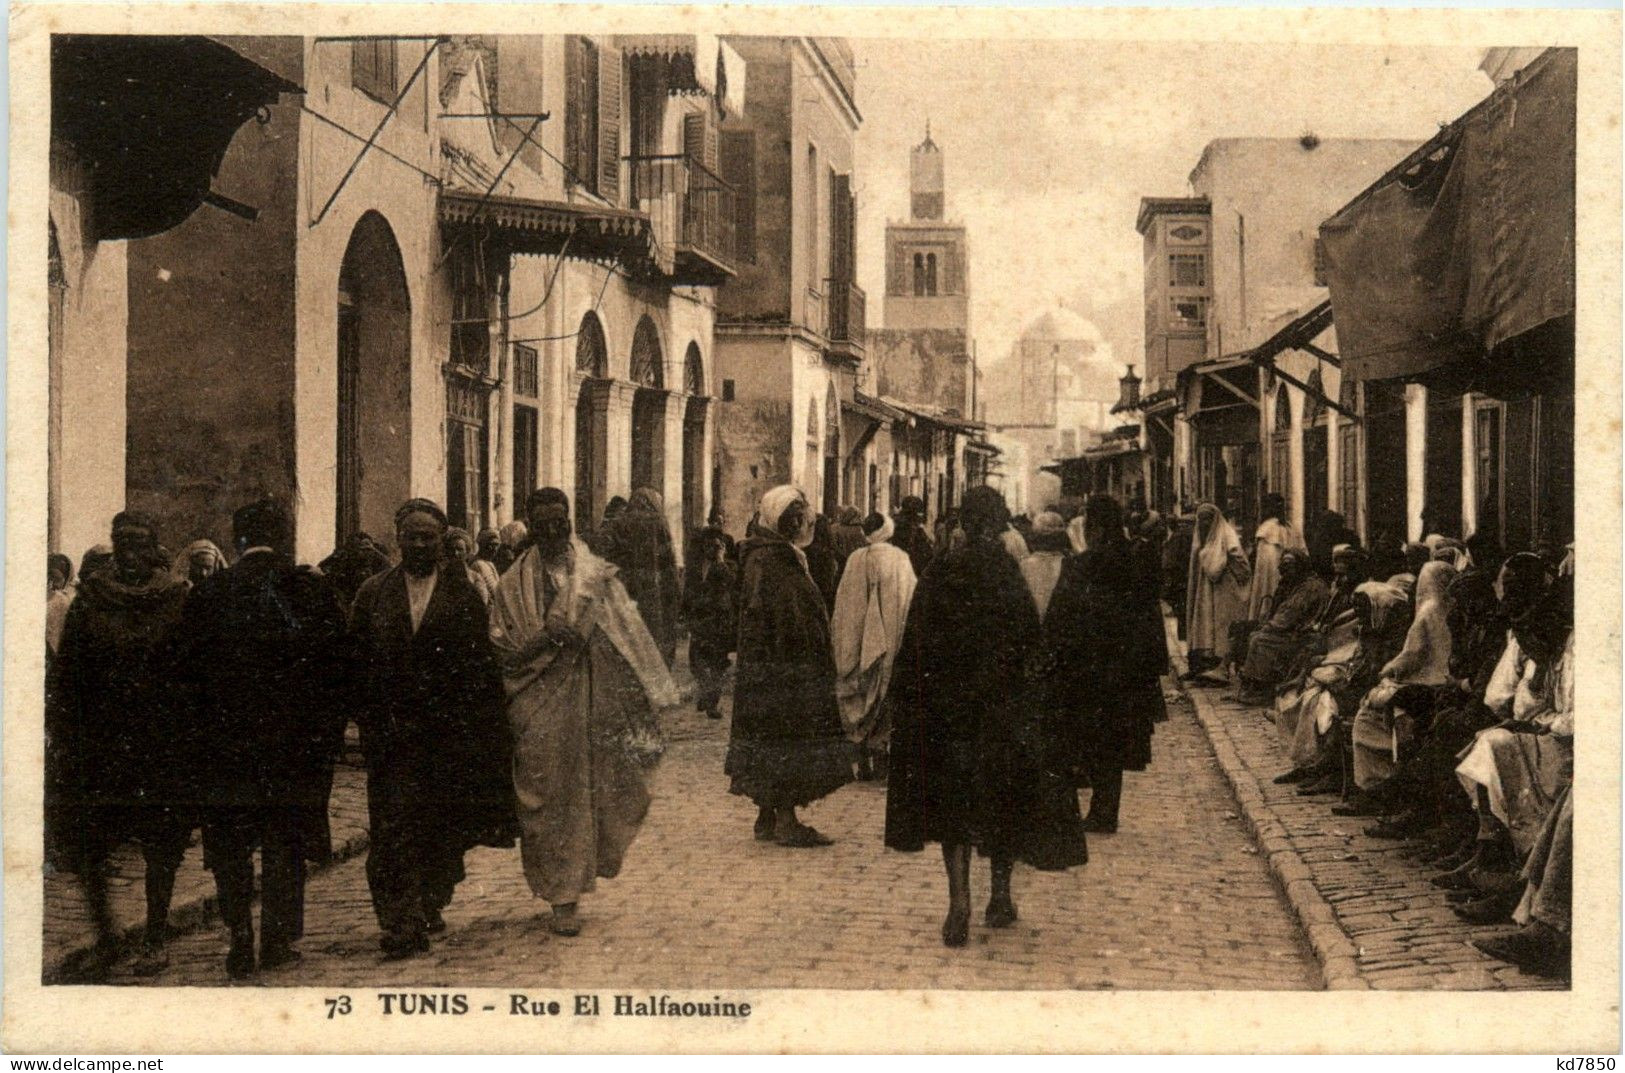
618, 35, 746, 117
52, 34, 303, 240
439, 189, 653, 266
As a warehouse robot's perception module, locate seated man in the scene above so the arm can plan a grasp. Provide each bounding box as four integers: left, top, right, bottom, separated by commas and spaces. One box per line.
1238, 551, 1329, 706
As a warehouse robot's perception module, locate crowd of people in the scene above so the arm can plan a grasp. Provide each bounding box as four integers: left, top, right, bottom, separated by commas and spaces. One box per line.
1167, 497, 1575, 981
42, 477, 1574, 980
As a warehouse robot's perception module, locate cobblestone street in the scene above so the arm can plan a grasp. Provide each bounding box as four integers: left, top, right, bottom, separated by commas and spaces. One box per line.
89, 683, 1318, 991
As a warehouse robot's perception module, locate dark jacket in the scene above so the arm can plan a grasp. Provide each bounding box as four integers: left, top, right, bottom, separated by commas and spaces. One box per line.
597, 505, 681, 665
724, 529, 852, 807
884, 538, 1087, 869
350, 565, 516, 850
165, 551, 350, 860
683, 556, 738, 654
890, 522, 936, 579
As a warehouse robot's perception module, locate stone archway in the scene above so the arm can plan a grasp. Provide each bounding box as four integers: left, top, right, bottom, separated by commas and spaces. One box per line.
681, 342, 708, 538
574, 311, 609, 534
337, 211, 412, 545
629, 315, 665, 493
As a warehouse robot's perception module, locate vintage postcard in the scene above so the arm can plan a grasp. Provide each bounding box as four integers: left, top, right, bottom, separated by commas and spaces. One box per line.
4, 2, 1621, 1054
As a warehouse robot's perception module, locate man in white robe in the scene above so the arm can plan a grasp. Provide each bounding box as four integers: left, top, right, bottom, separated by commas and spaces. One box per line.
831, 512, 917, 781
489, 488, 678, 937
1247, 492, 1308, 622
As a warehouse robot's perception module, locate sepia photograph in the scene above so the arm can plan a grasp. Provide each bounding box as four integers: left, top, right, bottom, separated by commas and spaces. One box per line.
6, 3, 1621, 1054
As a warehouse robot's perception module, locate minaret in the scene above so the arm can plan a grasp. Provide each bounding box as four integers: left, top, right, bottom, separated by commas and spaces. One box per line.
884, 125, 969, 334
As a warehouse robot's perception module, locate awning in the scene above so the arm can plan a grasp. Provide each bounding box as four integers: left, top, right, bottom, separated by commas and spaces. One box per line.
966, 439, 1001, 457
1319, 48, 1575, 391
877, 395, 986, 433
617, 35, 746, 117
439, 189, 653, 265
52, 35, 303, 240
1242, 299, 1355, 420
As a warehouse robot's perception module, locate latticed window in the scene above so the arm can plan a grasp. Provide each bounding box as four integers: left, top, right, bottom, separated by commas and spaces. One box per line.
1170, 295, 1208, 330
514, 344, 539, 398
576, 313, 607, 376
1170, 253, 1206, 288
630, 317, 663, 388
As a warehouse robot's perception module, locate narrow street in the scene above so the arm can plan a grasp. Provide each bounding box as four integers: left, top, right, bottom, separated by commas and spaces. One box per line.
102, 684, 1316, 991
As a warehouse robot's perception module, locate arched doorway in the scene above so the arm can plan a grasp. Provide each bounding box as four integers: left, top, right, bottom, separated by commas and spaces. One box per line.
822, 383, 841, 517
337, 211, 412, 545
1303, 368, 1329, 543
681, 342, 708, 539
574, 311, 608, 535
629, 316, 664, 493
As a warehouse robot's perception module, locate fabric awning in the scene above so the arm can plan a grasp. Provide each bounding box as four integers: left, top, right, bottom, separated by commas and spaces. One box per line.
617, 35, 746, 117
1319, 48, 1575, 389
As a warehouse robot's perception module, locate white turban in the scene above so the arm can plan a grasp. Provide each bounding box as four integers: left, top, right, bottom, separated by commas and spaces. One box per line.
758, 485, 806, 534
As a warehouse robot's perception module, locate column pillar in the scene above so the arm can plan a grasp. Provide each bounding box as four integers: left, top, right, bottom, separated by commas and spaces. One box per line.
1288, 386, 1306, 532
577, 378, 636, 530
651, 389, 686, 542
1404, 383, 1428, 542
1461, 391, 1478, 538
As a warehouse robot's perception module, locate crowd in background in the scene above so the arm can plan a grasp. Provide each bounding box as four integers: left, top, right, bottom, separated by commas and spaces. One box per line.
43, 478, 1574, 979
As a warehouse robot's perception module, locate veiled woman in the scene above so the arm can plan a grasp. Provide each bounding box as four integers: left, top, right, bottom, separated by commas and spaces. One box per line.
885, 486, 1087, 947
726, 486, 854, 847
1183, 502, 1250, 680
596, 488, 681, 667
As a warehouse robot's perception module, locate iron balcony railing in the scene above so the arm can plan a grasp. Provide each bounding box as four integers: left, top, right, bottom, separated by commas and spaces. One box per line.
626, 153, 738, 274
825, 277, 867, 344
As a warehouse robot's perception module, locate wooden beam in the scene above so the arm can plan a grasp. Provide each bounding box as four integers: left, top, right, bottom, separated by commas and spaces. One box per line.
1206, 371, 1257, 407
1299, 342, 1341, 367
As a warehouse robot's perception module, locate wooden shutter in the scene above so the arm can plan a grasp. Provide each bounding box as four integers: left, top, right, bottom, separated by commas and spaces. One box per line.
847, 186, 857, 282
597, 42, 622, 202
829, 171, 852, 286
683, 113, 705, 164
719, 129, 755, 264
564, 38, 582, 186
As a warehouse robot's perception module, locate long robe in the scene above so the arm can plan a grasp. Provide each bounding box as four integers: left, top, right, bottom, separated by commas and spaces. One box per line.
726, 530, 854, 808
1242, 573, 1331, 688
489, 541, 678, 904
1351, 562, 1456, 788
1185, 506, 1250, 660
1456, 634, 1572, 855
884, 539, 1087, 868
831, 540, 917, 746
1247, 518, 1308, 621
1049, 539, 1168, 778
46, 567, 190, 871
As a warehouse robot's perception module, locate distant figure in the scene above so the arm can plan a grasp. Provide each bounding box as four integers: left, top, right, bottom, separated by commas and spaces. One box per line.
804, 514, 841, 612
727, 485, 853, 847
46, 512, 190, 980
490, 488, 678, 938
172, 539, 228, 588
445, 526, 499, 606
168, 498, 349, 979
46, 553, 74, 659
683, 529, 737, 721
1018, 512, 1071, 621
350, 499, 515, 960
475, 528, 509, 575
890, 495, 935, 578
828, 506, 868, 581
1247, 493, 1308, 622
1183, 502, 1250, 679
595, 488, 681, 667
318, 532, 391, 612
831, 511, 917, 781
497, 520, 529, 573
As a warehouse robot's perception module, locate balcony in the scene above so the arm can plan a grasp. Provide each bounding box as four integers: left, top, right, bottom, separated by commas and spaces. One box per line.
824, 277, 867, 363
627, 154, 738, 286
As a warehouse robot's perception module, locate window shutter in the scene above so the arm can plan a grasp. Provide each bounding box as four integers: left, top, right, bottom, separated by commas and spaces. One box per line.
704, 110, 719, 173
719, 129, 756, 264
889, 244, 909, 296
597, 43, 622, 202
847, 188, 857, 283
944, 243, 963, 295
829, 171, 852, 286
683, 112, 705, 164
564, 38, 582, 186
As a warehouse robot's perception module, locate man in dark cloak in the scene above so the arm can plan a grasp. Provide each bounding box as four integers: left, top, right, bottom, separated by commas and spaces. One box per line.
889, 495, 935, 578
726, 485, 853, 847
46, 511, 191, 980
166, 498, 350, 978
350, 498, 516, 959
885, 486, 1088, 947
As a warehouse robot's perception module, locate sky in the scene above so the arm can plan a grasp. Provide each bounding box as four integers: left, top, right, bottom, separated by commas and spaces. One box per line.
849, 40, 1497, 377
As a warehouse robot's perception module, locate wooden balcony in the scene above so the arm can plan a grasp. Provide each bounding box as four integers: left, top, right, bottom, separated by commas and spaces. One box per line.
627, 154, 739, 286
824, 277, 866, 362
